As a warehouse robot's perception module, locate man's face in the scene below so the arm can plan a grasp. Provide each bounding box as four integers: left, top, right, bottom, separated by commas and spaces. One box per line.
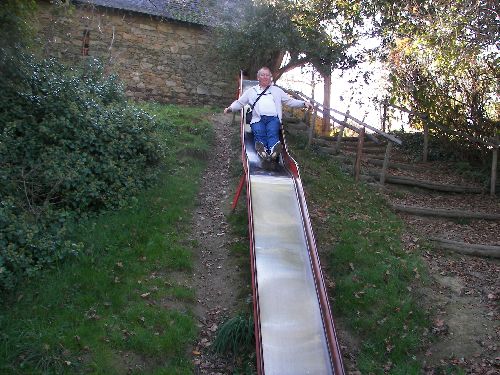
258, 70, 272, 87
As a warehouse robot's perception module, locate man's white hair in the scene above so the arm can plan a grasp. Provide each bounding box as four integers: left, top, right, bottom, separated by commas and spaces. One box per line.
257, 67, 272, 77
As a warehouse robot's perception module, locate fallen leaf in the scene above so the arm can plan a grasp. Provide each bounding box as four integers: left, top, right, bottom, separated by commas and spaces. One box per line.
354, 291, 365, 299
432, 318, 449, 335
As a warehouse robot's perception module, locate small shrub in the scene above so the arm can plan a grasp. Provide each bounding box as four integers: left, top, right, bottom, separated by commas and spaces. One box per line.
212, 313, 254, 356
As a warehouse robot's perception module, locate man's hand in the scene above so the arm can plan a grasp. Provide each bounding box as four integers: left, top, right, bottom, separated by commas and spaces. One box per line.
223, 107, 231, 114
304, 101, 313, 111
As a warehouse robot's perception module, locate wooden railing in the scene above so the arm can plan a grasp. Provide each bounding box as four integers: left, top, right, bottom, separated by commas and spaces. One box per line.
279, 86, 403, 145
278, 85, 402, 184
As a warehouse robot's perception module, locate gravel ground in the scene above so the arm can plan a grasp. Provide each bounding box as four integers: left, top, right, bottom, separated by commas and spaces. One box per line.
190, 113, 242, 374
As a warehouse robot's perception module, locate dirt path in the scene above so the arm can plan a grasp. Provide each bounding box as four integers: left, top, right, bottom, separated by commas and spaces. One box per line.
402, 218, 500, 374
382, 185, 499, 373
190, 113, 242, 374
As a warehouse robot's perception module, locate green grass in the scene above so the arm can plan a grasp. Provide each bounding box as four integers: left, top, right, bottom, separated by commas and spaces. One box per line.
286, 132, 429, 374
0, 104, 214, 374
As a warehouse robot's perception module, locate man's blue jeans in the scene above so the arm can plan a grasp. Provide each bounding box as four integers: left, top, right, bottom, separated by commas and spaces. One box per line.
251, 115, 281, 151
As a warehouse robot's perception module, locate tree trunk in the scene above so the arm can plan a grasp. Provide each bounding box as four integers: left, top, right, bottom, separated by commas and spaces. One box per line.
270, 51, 285, 77
491, 132, 498, 196
381, 98, 387, 132
322, 73, 331, 134
247, 50, 285, 79
423, 122, 429, 162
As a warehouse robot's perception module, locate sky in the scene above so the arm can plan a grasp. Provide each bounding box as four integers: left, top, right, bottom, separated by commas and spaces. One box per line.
280, 63, 386, 129
277, 35, 411, 133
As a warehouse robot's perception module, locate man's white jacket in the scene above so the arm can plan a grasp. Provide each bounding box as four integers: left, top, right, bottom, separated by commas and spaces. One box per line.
228, 84, 306, 124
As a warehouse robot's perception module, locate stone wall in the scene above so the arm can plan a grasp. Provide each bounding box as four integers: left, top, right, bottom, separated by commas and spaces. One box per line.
36, 2, 237, 106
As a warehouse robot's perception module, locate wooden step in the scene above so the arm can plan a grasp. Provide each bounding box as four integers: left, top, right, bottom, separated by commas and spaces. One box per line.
340, 144, 387, 153
282, 116, 301, 124
342, 150, 409, 163
365, 172, 484, 193
390, 204, 500, 220
286, 122, 309, 131
316, 150, 425, 172
429, 237, 500, 259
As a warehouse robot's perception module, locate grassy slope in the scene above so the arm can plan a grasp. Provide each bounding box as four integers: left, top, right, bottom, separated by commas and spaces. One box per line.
0, 104, 213, 374
287, 133, 429, 374
0, 106, 431, 374
216, 128, 430, 374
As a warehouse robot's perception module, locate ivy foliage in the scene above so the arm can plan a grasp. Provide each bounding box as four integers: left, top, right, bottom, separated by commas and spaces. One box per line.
0, 53, 162, 291
0, 0, 36, 51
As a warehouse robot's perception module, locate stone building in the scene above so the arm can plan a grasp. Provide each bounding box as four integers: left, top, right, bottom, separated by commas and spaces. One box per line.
36, 0, 244, 106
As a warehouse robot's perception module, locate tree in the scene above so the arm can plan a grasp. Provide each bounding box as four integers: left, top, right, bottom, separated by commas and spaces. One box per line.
367, 0, 498, 152
212, 0, 362, 131
212, 1, 308, 78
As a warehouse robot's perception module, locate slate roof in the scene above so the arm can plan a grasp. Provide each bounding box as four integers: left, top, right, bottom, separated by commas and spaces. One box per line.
77, 0, 244, 27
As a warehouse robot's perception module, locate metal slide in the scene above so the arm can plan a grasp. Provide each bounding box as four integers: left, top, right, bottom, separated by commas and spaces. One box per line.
236, 78, 345, 374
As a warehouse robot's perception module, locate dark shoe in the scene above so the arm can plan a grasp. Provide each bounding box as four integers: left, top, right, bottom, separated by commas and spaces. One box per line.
255, 141, 268, 159
270, 142, 282, 160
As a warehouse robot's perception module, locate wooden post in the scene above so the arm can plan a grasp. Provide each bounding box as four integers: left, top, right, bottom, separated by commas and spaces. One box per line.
307, 108, 317, 148
308, 69, 316, 147
335, 124, 344, 153
335, 110, 349, 154
423, 122, 429, 162
380, 141, 393, 185
322, 74, 332, 134
382, 98, 388, 133
491, 133, 498, 196
354, 127, 365, 182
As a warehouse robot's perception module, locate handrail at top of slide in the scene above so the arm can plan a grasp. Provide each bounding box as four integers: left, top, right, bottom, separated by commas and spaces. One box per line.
237, 73, 345, 374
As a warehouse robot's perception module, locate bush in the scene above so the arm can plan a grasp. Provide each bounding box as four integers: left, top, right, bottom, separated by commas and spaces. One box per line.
0, 53, 162, 291
392, 130, 490, 165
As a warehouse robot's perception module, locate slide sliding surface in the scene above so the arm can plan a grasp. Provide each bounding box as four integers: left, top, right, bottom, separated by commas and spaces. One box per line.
240, 79, 344, 374
251, 174, 332, 374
